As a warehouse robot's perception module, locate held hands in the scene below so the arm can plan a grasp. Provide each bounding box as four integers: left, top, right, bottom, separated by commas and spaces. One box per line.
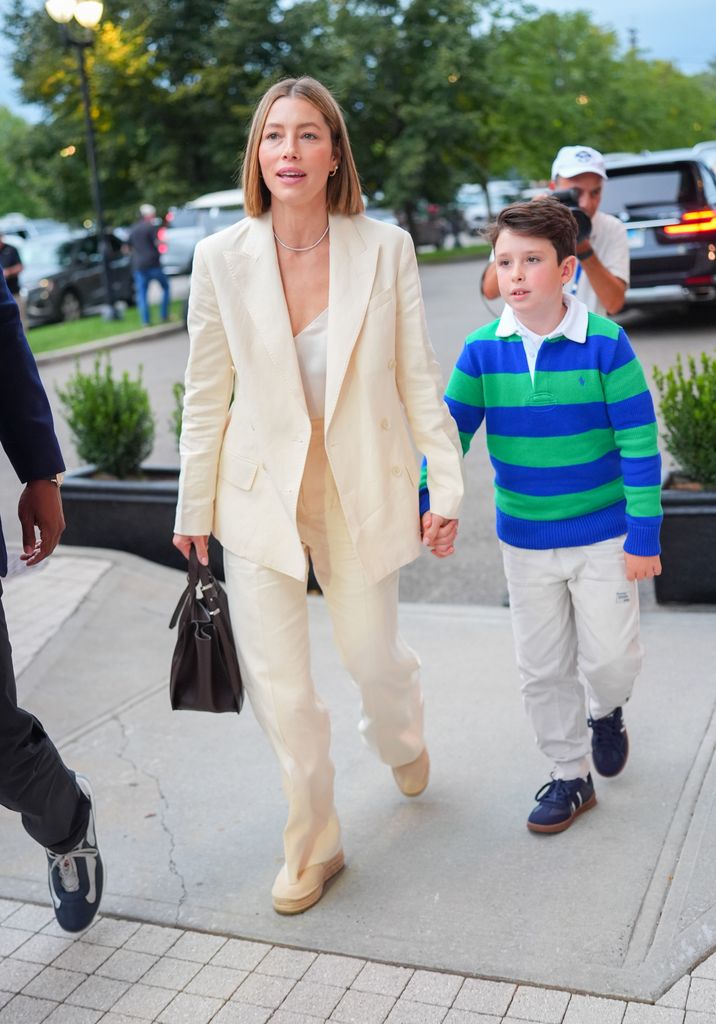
173, 534, 209, 566
624, 552, 662, 582
18, 481, 65, 566
421, 512, 458, 559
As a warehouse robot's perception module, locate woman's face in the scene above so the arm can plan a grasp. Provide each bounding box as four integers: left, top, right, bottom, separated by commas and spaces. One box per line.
258, 95, 338, 212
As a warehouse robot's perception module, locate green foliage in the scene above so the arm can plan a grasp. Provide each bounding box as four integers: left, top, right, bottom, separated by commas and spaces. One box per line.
0, 107, 52, 218
653, 352, 716, 488
57, 357, 155, 478
171, 381, 185, 449
2, 0, 715, 227
482, 13, 716, 181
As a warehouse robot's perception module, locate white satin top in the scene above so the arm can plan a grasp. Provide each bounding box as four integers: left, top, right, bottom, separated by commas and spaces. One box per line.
294, 307, 328, 418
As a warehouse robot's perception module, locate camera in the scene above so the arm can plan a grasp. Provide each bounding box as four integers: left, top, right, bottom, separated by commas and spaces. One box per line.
552, 188, 592, 244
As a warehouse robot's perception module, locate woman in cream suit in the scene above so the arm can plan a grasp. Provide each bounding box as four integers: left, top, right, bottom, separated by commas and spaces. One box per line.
173, 77, 464, 914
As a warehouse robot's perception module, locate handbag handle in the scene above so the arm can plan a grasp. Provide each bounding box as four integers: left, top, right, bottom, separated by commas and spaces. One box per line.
169, 547, 220, 629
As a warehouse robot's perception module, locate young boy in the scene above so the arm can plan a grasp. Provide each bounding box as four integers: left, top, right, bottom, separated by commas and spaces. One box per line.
422, 198, 662, 833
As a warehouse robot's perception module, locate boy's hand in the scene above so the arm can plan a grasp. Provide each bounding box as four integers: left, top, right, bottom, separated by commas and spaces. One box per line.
624, 552, 662, 582
421, 512, 458, 558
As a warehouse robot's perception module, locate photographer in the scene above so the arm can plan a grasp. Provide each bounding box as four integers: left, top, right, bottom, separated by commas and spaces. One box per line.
481, 146, 629, 317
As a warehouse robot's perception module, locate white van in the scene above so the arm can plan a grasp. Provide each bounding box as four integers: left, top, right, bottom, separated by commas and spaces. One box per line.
159, 189, 245, 275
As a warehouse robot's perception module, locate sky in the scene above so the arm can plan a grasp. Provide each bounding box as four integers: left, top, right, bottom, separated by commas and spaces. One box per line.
0, 0, 713, 122
527, 0, 713, 76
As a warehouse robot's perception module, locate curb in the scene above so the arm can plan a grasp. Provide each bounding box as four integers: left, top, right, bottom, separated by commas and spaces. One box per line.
34, 320, 184, 366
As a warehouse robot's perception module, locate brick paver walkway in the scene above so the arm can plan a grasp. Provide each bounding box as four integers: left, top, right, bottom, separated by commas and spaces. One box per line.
0, 901, 713, 1024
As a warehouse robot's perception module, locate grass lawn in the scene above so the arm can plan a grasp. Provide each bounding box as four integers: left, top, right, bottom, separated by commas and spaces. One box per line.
417, 243, 491, 264
27, 299, 185, 356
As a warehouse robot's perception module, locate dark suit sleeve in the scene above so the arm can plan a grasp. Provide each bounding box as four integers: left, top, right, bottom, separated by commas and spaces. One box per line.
0, 275, 65, 482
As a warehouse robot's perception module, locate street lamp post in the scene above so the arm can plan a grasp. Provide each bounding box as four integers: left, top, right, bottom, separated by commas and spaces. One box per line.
45, 0, 121, 320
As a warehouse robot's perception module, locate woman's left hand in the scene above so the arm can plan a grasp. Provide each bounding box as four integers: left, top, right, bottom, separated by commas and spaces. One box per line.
172, 533, 210, 565
421, 512, 458, 558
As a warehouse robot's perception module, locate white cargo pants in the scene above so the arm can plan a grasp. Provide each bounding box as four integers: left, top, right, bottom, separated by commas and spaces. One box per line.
223, 419, 424, 883
501, 537, 643, 781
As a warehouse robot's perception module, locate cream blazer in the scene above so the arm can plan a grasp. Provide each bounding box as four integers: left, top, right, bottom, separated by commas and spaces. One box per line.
174, 211, 464, 583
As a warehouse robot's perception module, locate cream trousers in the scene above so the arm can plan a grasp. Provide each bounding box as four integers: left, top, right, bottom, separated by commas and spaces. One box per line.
501, 536, 643, 780
223, 419, 424, 882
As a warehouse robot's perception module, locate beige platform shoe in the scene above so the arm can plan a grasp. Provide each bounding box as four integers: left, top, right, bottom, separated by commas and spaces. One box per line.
271, 849, 345, 915
392, 747, 430, 797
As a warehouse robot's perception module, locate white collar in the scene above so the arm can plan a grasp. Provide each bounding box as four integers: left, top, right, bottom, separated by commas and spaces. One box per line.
495, 292, 589, 344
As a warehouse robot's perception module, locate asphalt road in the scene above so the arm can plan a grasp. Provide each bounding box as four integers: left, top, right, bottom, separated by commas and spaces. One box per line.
2, 261, 714, 607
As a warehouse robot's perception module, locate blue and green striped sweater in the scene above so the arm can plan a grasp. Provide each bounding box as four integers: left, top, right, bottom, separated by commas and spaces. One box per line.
420, 311, 662, 555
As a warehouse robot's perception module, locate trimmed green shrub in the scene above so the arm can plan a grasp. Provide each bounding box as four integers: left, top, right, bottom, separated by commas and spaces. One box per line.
171, 381, 185, 449
653, 351, 716, 488
57, 357, 155, 479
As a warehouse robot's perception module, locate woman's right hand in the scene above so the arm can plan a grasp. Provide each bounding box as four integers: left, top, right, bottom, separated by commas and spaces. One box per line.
172, 533, 209, 565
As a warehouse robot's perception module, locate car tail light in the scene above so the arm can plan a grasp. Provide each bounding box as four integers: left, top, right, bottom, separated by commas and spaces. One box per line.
663, 210, 716, 236
157, 226, 167, 241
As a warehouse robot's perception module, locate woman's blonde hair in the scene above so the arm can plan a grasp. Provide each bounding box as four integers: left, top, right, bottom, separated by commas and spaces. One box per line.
241, 77, 364, 217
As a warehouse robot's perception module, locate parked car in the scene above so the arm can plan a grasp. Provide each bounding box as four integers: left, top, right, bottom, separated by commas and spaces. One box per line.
694, 140, 716, 176
456, 181, 528, 234
157, 207, 203, 276
19, 231, 134, 325
394, 202, 454, 248
0, 213, 70, 239
364, 206, 399, 227
601, 149, 716, 308
158, 189, 246, 275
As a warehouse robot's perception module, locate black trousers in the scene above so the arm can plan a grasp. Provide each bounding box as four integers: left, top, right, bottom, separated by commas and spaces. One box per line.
0, 584, 89, 855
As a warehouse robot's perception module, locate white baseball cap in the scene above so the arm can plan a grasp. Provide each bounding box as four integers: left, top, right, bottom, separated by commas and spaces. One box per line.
139, 203, 156, 217
551, 145, 607, 181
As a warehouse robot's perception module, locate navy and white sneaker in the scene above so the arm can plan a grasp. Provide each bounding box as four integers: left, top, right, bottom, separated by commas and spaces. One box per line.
527, 774, 597, 834
588, 707, 629, 777
46, 775, 104, 934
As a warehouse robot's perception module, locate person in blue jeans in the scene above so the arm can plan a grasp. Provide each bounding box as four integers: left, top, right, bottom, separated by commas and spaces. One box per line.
128, 203, 171, 325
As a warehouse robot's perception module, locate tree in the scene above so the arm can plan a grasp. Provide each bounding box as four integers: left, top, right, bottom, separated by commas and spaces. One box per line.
483, 13, 716, 180
0, 106, 53, 218
4, 0, 713, 232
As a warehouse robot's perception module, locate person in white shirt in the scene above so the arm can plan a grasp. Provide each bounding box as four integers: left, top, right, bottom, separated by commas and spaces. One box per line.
481, 145, 629, 317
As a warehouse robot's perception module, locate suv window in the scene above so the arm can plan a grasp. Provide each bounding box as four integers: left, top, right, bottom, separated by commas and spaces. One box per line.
56, 241, 75, 268
701, 166, 716, 205
602, 163, 699, 216
167, 208, 200, 229
77, 236, 100, 262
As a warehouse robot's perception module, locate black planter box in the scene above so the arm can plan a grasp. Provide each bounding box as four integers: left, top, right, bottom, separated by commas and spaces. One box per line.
59, 464, 321, 590
655, 473, 716, 604
60, 465, 224, 579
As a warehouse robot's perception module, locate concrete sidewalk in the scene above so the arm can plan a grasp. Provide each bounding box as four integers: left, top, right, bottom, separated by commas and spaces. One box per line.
1, 548, 715, 1014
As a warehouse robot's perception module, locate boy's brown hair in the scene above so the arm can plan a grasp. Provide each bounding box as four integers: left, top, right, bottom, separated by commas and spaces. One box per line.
485, 198, 578, 263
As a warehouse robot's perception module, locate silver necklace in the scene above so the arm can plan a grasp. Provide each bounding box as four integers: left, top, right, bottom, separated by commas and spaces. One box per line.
273, 224, 329, 252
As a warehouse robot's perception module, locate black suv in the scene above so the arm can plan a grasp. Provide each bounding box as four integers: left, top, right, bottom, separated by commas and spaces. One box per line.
601, 149, 716, 308
20, 231, 133, 325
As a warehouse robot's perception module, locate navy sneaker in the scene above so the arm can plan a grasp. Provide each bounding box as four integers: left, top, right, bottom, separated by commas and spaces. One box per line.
527, 774, 597, 834
588, 707, 629, 777
47, 775, 104, 934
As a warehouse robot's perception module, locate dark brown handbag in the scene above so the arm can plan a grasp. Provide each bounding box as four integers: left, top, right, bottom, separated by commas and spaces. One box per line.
168, 548, 244, 713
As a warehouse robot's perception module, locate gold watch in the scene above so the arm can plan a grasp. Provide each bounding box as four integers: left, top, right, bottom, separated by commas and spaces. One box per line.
47, 473, 65, 488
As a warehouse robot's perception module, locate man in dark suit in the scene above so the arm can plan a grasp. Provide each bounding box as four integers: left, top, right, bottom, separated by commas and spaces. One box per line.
0, 274, 104, 933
